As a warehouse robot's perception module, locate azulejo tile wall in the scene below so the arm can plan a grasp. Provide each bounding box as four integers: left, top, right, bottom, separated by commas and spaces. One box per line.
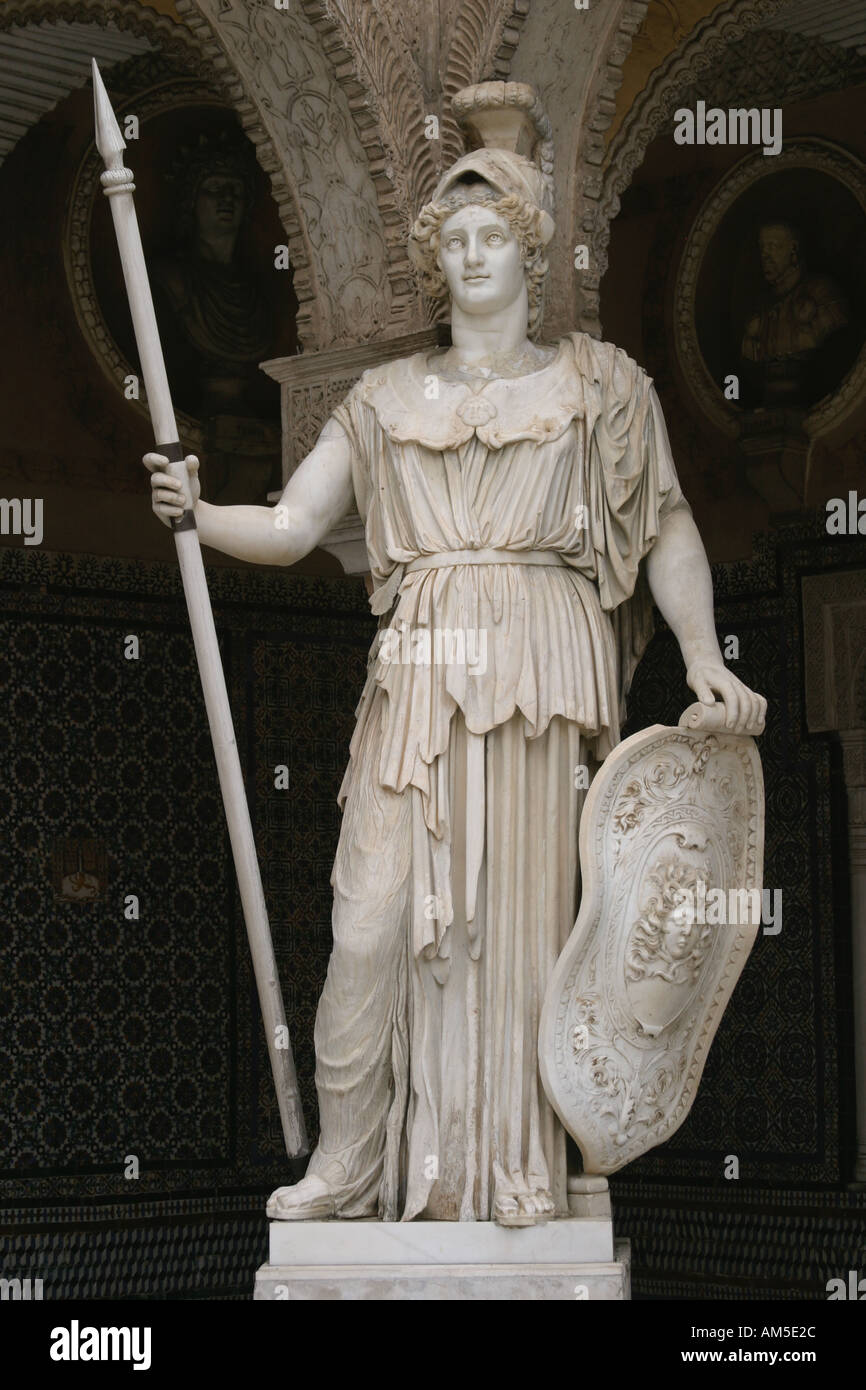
622, 518, 865, 1186
1, 520, 863, 1298
0, 546, 373, 1206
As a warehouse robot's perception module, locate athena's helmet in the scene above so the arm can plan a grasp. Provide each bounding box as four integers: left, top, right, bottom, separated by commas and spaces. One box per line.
408, 82, 556, 336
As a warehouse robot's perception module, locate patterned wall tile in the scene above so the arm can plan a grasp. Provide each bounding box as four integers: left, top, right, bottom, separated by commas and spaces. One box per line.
0, 547, 373, 1202
0, 526, 862, 1294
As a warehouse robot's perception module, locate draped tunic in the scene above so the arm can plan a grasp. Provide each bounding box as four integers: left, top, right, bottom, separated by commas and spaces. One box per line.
331, 331, 689, 972
308, 331, 691, 1220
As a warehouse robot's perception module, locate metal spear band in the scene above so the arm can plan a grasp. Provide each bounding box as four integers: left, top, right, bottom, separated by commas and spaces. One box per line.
91, 59, 307, 1161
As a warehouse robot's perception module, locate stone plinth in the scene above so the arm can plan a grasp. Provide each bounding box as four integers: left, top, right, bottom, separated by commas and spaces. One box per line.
254, 1218, 630, 1300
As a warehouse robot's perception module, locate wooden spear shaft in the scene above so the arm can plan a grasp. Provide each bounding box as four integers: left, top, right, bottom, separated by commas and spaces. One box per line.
92, 59, 307, 1160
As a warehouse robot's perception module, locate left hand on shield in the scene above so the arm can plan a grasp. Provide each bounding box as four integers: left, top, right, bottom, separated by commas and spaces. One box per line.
686, 661, 766, 735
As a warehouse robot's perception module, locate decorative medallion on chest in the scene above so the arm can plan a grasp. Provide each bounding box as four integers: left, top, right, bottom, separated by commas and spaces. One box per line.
455, 396, 498, 426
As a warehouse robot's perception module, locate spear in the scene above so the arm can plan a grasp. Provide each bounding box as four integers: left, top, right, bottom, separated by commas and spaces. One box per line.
91, 59, 308, 1163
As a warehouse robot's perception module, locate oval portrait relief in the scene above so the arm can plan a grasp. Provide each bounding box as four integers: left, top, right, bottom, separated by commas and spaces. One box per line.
675, 140, 866, 434
67, 85, 297, 446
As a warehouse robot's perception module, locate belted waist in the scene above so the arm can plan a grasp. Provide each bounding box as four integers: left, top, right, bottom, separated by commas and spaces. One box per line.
370, 549, 566, 615
404, 548, 567, 573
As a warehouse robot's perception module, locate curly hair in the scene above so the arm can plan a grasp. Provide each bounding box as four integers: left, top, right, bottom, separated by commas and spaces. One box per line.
625, 861, 712, 985
408, 183, 550, 340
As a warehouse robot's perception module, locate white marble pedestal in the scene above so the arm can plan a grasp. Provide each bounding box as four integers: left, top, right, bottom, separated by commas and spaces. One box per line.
254, 1215, 630, 1301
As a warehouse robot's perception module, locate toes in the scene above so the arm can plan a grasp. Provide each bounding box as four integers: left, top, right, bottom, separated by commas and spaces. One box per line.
493, 1189, 523, 1225
517, 1189, 554, 1221
267, 1180, 309, 1211
494, 1180, 554, 1225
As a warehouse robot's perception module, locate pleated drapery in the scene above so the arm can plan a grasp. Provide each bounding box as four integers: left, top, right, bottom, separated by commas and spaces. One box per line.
303, 333, 690, 1220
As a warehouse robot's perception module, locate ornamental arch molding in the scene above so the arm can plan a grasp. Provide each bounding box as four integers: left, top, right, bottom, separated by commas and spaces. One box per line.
296, 0, 438, 317
591, 0, 794, 333
175, 0, 536, 345
437, 0, 534, 169
509, 0, 649, 340
284, 0, 533, 333
0, 0, 399, 349
175, 0, 396, 348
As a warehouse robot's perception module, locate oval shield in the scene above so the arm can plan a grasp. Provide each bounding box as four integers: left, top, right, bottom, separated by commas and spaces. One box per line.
539, 718, 764, 1174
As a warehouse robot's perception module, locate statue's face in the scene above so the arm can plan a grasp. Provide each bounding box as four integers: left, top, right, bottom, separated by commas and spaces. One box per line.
437, 204, 525, 318
195, 175, 246, 238
759, 225, 797, 287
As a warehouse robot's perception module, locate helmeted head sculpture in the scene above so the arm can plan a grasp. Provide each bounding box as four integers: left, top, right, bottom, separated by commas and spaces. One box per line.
408, 82, 556, 339
166, 128, 258, 248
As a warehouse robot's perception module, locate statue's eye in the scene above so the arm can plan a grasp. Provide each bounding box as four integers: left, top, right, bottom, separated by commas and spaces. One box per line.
487, 232, 504, 245
445, 237, 463, 251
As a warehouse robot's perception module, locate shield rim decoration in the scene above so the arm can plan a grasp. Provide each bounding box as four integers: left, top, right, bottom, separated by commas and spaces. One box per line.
539, 715, 765, 1175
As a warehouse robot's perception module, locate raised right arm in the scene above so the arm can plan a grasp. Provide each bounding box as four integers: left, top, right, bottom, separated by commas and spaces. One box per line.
145, 416, 355, 567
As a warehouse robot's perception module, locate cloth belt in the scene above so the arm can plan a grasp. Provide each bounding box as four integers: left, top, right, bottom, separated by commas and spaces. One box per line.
370, 549, 566, 615
404, 548, 567, 573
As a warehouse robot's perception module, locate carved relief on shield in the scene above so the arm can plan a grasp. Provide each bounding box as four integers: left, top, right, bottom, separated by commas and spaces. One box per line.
539, 722, 764, 1174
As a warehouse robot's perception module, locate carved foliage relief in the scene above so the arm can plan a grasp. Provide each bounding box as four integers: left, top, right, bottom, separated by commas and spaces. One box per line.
182, 0, 393, 346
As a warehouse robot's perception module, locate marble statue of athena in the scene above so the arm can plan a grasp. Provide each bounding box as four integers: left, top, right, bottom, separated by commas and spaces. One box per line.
146, 83, 765, 1227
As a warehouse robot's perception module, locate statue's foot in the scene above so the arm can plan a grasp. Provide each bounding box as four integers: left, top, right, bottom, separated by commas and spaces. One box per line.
492, 1184, 553, 1227
531, 1187, 555, 1220
266, 1174, 335, 1221
493, 1190, 533, 1227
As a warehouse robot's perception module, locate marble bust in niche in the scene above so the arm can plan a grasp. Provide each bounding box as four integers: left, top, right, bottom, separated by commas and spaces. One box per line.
150, 129, 278, 422
741, 221, 850, 407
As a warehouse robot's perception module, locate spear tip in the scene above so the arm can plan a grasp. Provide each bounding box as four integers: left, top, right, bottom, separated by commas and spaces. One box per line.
92, 58, 126, 164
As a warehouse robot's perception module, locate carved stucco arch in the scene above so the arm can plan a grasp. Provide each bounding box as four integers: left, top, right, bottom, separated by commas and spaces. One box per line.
0, 0, 341, 340
438, 0, 534, 169
295, 0, 435, 334
567, 0, 650, 337
592, 0, 794, 331
509, 0, 650, 341
288, 0, 533, 332
175, 0, 400, 348
0, 0, 190, 51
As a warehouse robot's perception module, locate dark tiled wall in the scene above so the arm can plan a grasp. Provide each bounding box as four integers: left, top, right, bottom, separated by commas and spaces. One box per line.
1, 524, 863, 1297
623, 521, 864, 1186
0, 546, 374, 1209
